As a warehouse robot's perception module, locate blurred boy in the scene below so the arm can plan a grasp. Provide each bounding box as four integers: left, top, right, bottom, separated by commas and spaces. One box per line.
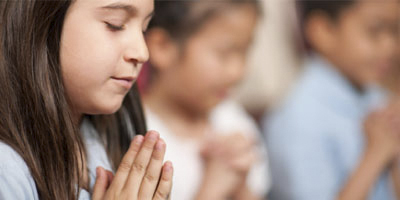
264, 1, 400, 199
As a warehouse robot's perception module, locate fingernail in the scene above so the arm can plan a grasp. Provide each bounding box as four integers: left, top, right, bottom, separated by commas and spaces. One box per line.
134, 135, 144, 145
164, 161, 173, 172
155, 139, 165, 151
147, 131, 159, 142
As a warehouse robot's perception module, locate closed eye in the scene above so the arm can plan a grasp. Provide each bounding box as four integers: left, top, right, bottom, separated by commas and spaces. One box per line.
105, 22, 124, 31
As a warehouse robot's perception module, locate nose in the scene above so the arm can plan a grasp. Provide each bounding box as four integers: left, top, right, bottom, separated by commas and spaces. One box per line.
123, 30, 150, 66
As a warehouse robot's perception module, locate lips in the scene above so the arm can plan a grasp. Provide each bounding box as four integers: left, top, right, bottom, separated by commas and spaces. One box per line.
111, 76, 135, 89
112, 76, 135, 82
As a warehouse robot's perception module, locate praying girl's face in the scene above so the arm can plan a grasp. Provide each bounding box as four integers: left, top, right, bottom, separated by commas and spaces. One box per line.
60, 0, 153, 116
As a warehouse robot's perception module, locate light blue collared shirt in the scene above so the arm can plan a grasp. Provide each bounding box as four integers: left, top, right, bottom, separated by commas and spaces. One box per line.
263, 55, 394, 200
0, 142, 91, 199
0, 119, 113, 200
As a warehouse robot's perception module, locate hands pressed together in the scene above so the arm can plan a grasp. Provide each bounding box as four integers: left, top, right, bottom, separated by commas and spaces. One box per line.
364, 99, 400, 165
197, 133, 259, 200
92, 131, 173, 200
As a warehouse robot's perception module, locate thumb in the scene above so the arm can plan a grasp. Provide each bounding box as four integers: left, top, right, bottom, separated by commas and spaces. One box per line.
92, 167, 109, 200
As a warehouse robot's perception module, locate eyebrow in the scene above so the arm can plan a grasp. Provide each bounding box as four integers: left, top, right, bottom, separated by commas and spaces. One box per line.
101, 2, 154, 19
101, 3, 137, 14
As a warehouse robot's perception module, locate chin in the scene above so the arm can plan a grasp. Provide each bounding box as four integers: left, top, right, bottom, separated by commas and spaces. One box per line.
92, 100, 124, 115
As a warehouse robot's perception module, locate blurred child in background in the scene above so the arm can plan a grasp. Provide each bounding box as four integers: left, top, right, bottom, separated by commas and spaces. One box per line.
264, 0, 400, 199
139, 0, 270, 199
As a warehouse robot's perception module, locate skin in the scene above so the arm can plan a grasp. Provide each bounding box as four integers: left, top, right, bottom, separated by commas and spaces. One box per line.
382, 48, 400, 95
144, 4, 261, 200
60, 0, 173, 199
306, 0, 400, 199
145, 4, 258, 117
61, 0, 151, 117
339, 100, 400, 200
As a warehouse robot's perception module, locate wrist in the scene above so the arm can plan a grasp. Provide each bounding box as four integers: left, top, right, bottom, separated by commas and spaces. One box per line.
195, 176, 231, 200
232, 184, 260, 200
195, 185, 229, 200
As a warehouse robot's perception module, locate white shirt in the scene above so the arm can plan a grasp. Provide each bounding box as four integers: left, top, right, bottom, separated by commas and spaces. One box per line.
145, 99, 271, 200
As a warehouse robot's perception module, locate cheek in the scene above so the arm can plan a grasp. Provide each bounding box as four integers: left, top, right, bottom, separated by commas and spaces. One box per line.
187, 62, 227, 109
354, 38, 392, 82
60, 20, 122, 114
336, 28, 383, 83
187, 47, 225, 88
61, 26, 119, 78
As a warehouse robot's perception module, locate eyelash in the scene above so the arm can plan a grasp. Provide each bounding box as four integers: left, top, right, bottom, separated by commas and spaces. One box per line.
105, 22, 124, 31
104, 22, 149, 35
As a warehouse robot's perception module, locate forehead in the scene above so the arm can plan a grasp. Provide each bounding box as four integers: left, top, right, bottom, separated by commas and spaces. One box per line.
355, 0, 399, 19
70, 0, 154, 15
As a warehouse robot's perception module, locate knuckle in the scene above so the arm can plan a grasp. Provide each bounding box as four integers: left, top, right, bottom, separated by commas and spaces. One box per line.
118, 160, 132, 172
155, 189, 169, 199
142, 140, 155, 150
132, 162, 146, 172
161, 174, 171, 182
144, 173, 157, 182
152, 152, 163, 161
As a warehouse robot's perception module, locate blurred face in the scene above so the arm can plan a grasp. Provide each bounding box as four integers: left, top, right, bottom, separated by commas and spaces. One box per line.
328, 0, 399, 87
165, 4, 258, 113
61, 0, 153, 116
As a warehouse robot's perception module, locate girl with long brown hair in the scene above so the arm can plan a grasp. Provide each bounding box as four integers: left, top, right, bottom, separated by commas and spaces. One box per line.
0, 0, 172, 199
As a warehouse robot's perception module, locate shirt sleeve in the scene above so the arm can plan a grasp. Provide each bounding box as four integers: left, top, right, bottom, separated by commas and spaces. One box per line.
0, 159, 39, 200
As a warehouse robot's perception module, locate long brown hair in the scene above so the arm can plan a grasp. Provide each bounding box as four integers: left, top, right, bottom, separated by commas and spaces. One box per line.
0, 1, 146, 199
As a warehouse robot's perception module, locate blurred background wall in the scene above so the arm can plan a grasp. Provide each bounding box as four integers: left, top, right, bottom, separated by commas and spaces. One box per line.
234, 0, 303, 121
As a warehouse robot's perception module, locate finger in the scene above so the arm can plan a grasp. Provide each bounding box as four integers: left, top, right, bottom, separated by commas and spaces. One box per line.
138, 139, 166, 199
201, 142, 223, 159
224, 134, 254, 158
206, 135, 236, 157
92, 167, 110, 200
201, 135, 223, 155
111, 135, 144, 191
105, 170, 114, 184
123, 130, 160, 195
232, 137, 255, 156
229, 150, 258, 173
153, 161, 174, 200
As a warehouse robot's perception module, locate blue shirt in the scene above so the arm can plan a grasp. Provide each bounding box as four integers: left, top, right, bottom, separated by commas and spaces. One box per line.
0, 142, 91, 199
0, 119, 113, 199
263, 55, 394, 200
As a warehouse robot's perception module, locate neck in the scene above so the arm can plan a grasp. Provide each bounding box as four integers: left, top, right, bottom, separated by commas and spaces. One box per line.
71, 110, 83, 127
320, 53, 366, 94
347, 76, 365, 95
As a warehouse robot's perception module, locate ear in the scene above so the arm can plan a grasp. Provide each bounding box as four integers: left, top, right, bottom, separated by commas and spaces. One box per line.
305, 12, 338, 55
145, 28, 180, 72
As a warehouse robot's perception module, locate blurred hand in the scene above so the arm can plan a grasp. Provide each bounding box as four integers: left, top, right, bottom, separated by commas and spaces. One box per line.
196, 133, 258, 199
364, 101, 400, 165
204, 133, 257, 174
92, 131, 173, 200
